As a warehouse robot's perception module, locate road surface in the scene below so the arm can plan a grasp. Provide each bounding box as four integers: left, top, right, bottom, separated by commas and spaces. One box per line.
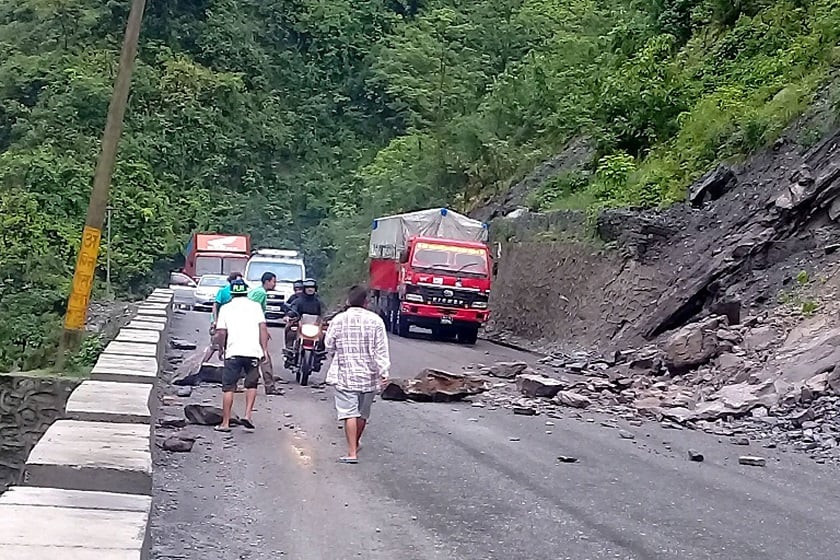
150, 310, 840, 560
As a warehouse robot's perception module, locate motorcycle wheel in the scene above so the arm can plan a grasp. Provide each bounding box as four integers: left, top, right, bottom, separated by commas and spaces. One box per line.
300, 351, 314, 386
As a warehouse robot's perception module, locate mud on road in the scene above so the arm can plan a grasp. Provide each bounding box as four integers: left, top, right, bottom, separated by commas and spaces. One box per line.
150, 310, 840, 560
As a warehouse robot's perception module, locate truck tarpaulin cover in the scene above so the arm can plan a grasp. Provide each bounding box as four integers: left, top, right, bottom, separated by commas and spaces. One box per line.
195, 234, 249, 253
370, 208, 488, 259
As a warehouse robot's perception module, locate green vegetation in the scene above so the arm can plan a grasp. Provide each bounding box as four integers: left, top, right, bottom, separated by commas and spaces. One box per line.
1, 0, 839, 369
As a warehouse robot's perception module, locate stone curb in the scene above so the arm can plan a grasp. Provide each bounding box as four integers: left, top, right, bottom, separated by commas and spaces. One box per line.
2, 289, 174, 560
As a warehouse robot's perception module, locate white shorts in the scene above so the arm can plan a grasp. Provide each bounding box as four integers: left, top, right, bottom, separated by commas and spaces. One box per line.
334, 389, 375, 420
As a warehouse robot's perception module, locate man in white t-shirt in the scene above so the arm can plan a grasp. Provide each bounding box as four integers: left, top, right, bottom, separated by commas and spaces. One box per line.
213, 279, 269, 431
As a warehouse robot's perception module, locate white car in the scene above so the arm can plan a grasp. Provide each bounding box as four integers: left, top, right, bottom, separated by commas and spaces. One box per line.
168, 271, 197, 309
193, 274, 228, 312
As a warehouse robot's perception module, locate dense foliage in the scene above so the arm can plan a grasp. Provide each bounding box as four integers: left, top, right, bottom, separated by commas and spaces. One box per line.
1, 0, 838, 370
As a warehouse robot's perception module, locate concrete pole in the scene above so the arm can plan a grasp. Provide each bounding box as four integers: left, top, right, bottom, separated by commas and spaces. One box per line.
58, 0, 147, 364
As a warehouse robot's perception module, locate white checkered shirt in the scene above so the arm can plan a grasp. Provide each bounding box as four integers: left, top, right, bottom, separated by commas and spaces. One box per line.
324, 307, 390, 392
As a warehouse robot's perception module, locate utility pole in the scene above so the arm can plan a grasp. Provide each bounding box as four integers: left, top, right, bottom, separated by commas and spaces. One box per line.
58, 0, 147, 363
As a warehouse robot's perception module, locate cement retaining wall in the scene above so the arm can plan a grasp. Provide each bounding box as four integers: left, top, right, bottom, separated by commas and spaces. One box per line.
0, 288, 173, 560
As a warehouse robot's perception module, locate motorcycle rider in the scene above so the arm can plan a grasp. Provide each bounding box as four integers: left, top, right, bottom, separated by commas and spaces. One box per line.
285, 280, 305, 310
284, 278, 326, 368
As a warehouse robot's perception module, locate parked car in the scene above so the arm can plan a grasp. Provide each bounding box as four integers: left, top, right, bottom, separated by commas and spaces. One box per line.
169, 271, 197, 309
193, 274, 228, 312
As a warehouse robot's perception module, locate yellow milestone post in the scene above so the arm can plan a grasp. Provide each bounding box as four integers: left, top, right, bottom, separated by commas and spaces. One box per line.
57, 0, 148, 364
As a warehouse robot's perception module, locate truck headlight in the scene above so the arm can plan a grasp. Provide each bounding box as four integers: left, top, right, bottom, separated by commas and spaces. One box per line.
404, 293, 424, 303
471, 301, 488, 309
300, 324, 321, 338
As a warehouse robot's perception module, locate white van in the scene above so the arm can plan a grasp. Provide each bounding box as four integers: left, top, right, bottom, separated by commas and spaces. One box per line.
244, 249, 306, 324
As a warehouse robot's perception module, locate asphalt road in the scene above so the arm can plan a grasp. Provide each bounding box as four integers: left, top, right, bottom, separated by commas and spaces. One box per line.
150, 310, 840, 560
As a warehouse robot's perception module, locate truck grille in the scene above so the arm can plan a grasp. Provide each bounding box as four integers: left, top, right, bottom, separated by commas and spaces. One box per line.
415, 286, 486, 309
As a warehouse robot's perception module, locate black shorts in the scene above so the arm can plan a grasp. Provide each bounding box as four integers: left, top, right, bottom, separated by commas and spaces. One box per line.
222, 356, 260, 392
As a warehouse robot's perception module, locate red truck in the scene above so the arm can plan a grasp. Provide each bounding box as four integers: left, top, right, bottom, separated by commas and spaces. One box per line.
183, 233, 251, 280
369, 208, 493, 345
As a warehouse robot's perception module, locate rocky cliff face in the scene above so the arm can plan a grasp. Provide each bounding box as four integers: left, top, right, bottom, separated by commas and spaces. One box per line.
0, 375, 79, 493
488, 125, 840, 350
480, 105, 840, 464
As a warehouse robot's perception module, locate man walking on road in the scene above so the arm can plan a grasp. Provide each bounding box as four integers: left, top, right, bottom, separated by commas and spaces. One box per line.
324, 285, 390, 464
213, 279, 269, 432
249, 272, 280, 395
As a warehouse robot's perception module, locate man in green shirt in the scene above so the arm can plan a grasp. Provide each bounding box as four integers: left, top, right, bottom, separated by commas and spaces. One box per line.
248, 271, 276, 311
248, 271, 279, 394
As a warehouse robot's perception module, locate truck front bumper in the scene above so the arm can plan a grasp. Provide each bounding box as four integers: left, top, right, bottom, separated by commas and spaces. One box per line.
400, 302, 488, 327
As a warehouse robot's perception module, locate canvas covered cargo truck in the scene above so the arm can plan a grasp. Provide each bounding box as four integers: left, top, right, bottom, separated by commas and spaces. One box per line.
368, 208, 492, 345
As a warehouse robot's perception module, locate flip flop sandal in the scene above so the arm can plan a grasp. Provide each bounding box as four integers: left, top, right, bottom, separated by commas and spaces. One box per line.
241, 419, 255, 430
337, 457, 358, 464
214, 425, 231, 433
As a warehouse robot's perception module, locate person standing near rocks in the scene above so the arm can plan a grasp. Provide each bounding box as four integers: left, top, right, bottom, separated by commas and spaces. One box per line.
324, 285, 390, 464
213, 279, 269, 431
248, 271, 280, 395
195, 271, 244, 370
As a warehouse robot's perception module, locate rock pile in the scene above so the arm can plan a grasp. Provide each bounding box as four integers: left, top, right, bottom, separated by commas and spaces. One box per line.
477, 301, 840, 464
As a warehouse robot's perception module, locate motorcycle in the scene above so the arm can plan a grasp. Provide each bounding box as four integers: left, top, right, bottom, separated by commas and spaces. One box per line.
286, 313, 327, 386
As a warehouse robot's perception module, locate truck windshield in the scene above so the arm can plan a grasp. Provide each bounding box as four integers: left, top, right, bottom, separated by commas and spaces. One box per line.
411, 245, 488, 276
196, 256, 222, 277
246, 261, 304, 283
196, 256, 248, 277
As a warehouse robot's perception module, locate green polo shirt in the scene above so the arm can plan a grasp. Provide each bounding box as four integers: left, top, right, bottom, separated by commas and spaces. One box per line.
248, 285, 268, 311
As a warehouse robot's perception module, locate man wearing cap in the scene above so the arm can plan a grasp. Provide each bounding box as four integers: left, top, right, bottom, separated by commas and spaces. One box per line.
213, 279, 269, 431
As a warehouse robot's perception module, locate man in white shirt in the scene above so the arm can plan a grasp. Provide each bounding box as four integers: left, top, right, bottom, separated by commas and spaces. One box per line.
213, 279, 269, 432
324, 285, 390, 464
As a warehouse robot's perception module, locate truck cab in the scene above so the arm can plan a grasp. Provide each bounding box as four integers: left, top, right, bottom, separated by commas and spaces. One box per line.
368, 208, 492, 345
244, 249, 305, 324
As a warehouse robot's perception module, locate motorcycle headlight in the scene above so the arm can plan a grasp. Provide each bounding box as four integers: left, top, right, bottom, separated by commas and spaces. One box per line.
300, 324, 321, 338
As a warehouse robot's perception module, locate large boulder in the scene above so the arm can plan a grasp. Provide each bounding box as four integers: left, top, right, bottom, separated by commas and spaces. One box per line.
382, 369, 488, 402
663, 316, 725, 373
516, 374, 565, 398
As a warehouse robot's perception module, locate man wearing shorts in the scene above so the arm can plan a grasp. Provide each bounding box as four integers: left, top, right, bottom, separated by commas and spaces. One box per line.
324, 285, 390, 464
213, 279, 269, 432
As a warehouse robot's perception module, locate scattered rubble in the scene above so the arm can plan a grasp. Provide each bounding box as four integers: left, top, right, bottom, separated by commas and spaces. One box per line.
739, 456, 767, 467
162, 436, 195, 453
476, 296, 840, 464
176, 387, 192, 398
481, 362, 530, 379
516, 374, 564, 398
184, 404, 242, 426
513, 406, 538, 416
688, 450, 704, 462
557, 455, 579, 464
170, 338, 198, 350
159, 417, 187, 429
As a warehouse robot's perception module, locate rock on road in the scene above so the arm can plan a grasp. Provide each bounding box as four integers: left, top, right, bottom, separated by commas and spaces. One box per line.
151, 311, 840, 560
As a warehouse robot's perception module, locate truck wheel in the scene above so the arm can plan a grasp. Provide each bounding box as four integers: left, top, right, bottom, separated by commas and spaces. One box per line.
396, 312, 410, 338
458, 327, 479, 345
